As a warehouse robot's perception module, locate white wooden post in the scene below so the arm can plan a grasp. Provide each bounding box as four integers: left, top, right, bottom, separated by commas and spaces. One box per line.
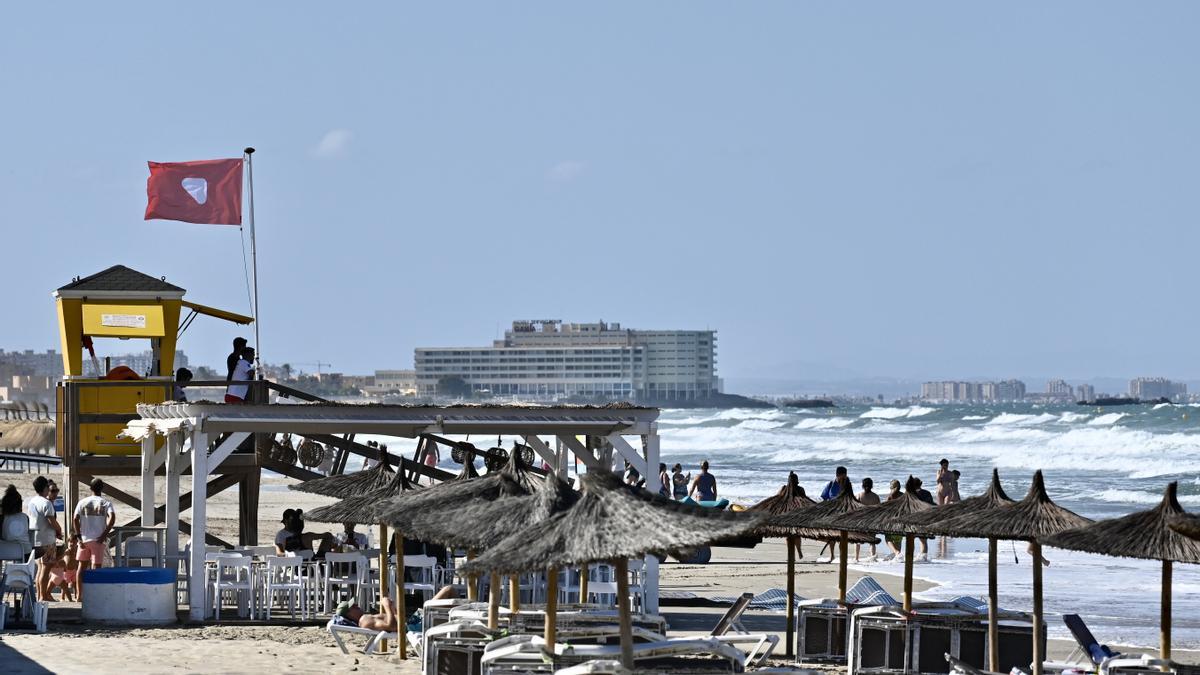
141, 434, 156, 527
165, 430, 182, 560
643, 428, 660, 614
188, 427, 209, 621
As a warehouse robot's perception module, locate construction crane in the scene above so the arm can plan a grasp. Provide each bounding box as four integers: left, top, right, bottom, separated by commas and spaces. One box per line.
293, 361, 332, 376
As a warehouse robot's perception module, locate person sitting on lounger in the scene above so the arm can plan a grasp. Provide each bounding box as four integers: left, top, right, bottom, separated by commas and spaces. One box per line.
335, 586, 457, 631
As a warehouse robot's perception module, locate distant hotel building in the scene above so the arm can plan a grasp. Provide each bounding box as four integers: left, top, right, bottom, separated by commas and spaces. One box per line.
1129, 377, 1186, 401
415, 320, 719, 402
921, 379, 1026, 402
1076, 383, 1096, 402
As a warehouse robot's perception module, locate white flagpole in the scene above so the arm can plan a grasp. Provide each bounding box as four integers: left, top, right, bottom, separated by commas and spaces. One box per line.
244, 147, 262, 381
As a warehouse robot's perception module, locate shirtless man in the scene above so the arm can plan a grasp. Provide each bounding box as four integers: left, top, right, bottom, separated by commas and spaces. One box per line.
337, 597, 401, 632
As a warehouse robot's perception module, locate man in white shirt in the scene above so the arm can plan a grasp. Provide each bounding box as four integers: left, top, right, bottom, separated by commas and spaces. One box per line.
224, 347, 255, 403
73, 478, 115, 602
27, 475, 62, 601
336, 522, 369, 550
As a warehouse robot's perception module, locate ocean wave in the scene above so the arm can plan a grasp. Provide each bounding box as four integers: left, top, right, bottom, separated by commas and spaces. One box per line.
985, 412, 1059, 426
860, 406, 935, 420
735, 418, 789, 431
794, 417, 857, 430
961, 415, 988, 421
1088, 413, 1127, 426
1057, 412, 1089, 424
1094, 488, 1200, 506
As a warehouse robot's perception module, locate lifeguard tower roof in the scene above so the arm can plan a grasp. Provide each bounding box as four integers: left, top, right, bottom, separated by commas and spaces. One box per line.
56, 264, 184, 297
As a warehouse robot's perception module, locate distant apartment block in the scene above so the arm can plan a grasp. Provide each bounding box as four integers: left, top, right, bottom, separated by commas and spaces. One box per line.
921, 379, 1026, 402
1076, 383, 1096, 402
1129, 377, 1187, 401
366, 370, 417, 395
1045, 379, 1074, 399
415, 320, 718, 401
0, 349, 64, 378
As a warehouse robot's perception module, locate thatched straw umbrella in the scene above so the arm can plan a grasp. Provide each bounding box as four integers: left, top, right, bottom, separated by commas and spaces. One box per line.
747, 472, 814, 656
372, 448, 536, 629
1044, 482, 1200, 663
930, 470, 1091, 675
899, 468, 1014, 671
1170, 513, 1200, 541
289, 459, 395, 498
817, 477, 932, 612
768, 487, 875, 604
395, 475, 580, 645
304, 467, 420, 657
461, 470, 765, 669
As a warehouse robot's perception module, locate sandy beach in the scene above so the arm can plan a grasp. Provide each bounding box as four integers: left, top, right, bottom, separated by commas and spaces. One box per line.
2, 472, 1196, 673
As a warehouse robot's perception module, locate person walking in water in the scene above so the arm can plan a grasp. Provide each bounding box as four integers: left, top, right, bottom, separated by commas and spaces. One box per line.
855, 477, 880, 561
689, 460, 718, 501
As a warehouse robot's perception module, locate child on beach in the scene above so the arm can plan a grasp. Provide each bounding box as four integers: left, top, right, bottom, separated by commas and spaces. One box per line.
48, 536, 79, 601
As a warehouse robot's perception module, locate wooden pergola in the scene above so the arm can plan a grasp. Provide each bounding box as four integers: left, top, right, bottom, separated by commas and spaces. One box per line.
120, 401, 661, 621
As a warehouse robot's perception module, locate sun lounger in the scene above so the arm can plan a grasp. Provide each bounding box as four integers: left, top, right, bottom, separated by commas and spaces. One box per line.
482, 635, 745, 674
554, 660, 633, 675
1062, 613, 1120, 666
675, 591, 778, 666
325, 617, 397, 655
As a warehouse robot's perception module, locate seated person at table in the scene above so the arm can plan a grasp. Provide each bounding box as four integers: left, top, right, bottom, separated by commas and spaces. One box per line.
275, 508, 335, 556
336, 522, 369, 550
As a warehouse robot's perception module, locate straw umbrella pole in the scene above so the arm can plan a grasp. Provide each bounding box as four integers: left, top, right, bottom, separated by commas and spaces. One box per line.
900, 468, 1014, 671
817, 477, 933, 611
747, 471, 816, 656
1045, 482, 1200, 664
930, 471, 1090, 675
461, 471, 764, 669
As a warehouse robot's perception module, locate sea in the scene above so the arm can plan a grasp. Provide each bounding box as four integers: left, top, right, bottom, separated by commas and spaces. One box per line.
656, 403, 1200, 649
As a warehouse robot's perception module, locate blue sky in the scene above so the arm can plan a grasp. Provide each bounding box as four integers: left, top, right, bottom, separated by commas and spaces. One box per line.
2, 3, 1197, 384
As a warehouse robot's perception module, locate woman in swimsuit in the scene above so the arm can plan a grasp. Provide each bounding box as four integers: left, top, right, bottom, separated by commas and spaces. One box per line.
689, 460, 718, 501
936, 458, 955, 505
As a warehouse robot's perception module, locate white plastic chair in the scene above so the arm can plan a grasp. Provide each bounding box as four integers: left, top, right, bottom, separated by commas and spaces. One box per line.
123, 537, 161, 568
324, 552, 365, 611
2, 513, 32, 560
260, 556, 308, 620
211, 555, 256, 620
2, 558, 38, 621
0, 539, 25, 563
404, 554, 438, 603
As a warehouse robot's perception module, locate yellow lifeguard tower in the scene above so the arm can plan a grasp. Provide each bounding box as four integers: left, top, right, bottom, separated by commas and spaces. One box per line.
54, 265, 253, 535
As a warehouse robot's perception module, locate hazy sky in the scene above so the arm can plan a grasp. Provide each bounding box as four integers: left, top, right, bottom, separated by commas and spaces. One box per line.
2, 3, 1197, 383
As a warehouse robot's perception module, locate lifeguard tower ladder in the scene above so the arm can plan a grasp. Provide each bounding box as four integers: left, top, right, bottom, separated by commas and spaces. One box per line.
54, 265, 258, 544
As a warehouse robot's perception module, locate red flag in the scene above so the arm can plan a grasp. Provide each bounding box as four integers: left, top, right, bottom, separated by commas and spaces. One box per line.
145, 158, 243, 225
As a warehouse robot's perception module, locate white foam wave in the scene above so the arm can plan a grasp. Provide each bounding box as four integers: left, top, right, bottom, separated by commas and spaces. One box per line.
961, 415, 988, 421
1088, 413, 1127, 426
735, 419, 788, 431
1057, 412, 1089, 423
1095, 489, 1200, 506
1154, 403, 1172, 410
985, 412, 1058, 426
860, 406, 935, 420
795, 417, 857, 430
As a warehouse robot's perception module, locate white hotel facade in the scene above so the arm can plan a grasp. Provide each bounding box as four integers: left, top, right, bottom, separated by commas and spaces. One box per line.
414, 320, 719, 402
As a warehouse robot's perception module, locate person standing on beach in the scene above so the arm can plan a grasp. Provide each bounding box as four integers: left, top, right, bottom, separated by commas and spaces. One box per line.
28, 476, 61, 601
657, 463, 671, 497
820, 466, 849, 501
671, 464, 689, 500
225, 346, 255, 403
881, 479, 904, 559
689, 460, 718, 501
73, 478, 115, 601
913, 477, 935, 560
855, 478, 880, 561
